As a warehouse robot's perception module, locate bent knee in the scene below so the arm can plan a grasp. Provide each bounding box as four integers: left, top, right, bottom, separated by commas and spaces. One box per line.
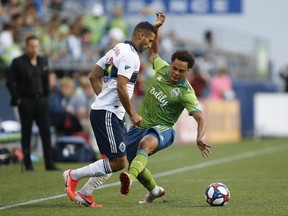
139, 138, 158, 154
109, 157, 127, 172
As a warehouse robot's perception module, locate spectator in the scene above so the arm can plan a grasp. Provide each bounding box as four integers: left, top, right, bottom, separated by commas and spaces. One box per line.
59, 77, 84, 135
66, 28, 81, 61
99, 27, 125, 55
49, 0, 63, 13
0, 23, 22, 68
0, 23, 14, 49
209, 68, 235, 100
188, 64, 210, 99
83, 3, 107, 46
106, 6, 128, 37
159, 31, 182, 62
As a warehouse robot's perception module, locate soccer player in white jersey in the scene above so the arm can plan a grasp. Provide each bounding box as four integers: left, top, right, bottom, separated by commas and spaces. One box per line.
62, 18, 160, 208
118, 13, 212, 204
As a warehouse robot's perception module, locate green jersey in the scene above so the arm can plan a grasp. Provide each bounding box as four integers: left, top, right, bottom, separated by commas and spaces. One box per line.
138, 56, 201, 130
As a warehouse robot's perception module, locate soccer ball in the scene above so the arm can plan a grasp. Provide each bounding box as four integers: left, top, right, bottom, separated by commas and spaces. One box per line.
205, 182, 230, 206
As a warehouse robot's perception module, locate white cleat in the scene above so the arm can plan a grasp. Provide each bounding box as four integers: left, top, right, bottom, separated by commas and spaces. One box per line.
139, 187, 166, 204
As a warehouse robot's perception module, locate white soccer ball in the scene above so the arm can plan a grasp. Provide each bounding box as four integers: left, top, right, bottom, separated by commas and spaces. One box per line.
205, 182, 230, 206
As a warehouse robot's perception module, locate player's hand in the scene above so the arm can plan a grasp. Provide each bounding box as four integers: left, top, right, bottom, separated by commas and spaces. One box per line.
130, 113, 143, 127
196, 140, 212, 158
154, 11, 166, 28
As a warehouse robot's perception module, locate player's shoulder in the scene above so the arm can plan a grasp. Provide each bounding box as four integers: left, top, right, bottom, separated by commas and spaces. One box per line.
181, 79, 194, 92
116, 43, 139, 59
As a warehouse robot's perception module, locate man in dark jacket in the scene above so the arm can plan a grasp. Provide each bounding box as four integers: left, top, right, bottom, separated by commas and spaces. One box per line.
6, 35, 59, 171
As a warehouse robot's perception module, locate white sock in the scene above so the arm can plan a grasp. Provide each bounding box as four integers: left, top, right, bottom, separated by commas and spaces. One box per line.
150, 185, 160, 196
71, 159, 112, 180
79, 173, 113, 196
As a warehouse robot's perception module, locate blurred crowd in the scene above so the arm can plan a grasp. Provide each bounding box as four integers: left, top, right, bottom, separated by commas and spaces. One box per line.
0, 0, 235, 139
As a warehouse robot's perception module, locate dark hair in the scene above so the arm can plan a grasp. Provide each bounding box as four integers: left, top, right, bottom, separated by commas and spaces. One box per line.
25, 35, 39, 44
133, 21, 157, 35
171, 50, 195, 69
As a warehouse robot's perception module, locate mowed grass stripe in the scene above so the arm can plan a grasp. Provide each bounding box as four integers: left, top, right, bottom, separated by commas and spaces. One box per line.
1, 144, 287, 211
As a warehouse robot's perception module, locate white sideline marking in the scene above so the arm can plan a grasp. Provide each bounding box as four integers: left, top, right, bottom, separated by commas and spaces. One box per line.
1, 144, 287, 211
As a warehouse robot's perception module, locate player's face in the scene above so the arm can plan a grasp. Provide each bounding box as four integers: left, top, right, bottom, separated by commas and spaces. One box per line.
138, 32, 155, 53
168, 59, 190, 83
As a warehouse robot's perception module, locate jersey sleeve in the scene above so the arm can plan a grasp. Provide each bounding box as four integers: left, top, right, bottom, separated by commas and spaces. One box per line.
117, 53, 138, 79
96, 50, 112, 69
181, 89, 202, 115
153, 56, 169, 75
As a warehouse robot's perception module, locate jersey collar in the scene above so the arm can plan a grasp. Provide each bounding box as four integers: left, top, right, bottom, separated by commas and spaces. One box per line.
124, 40, 140, 53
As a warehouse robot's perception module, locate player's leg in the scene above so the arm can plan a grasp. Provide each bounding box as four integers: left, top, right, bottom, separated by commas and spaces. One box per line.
75, 173, 112, 208
137, 168, 165, 204
128, 133, 159, 181
63, 110, 126, 201
128, 127, 175, 182
120, 127, 175, 195
120, 130, 159, 195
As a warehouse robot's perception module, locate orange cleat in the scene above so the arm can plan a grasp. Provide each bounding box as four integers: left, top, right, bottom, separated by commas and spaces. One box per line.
75, 192, 103, 208
63, 169, 78, 201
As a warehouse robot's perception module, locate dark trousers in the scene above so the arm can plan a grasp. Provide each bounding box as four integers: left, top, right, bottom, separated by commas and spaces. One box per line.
18, 97, 54, 169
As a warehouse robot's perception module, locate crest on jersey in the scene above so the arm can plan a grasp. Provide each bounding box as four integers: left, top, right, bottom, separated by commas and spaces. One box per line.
119, 142, 126, 152
171, 88, 180, 97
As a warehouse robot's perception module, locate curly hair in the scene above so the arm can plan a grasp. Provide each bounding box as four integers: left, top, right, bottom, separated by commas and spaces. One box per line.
171, 50, 195, 69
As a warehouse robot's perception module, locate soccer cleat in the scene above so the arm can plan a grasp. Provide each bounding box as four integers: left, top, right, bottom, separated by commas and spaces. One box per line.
75, 192, 103, 208
119, 172, 131, 195
63, 169, 78, 201
139, 187, 166, 204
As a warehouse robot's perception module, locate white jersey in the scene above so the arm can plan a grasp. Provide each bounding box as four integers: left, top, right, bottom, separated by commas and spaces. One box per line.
91, 41, 140, 120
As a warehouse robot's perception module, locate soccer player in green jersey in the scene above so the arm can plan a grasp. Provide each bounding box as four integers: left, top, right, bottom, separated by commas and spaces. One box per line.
119, 12, 212, 203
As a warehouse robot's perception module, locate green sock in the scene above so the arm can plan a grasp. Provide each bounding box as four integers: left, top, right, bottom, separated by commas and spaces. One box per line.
137, 168, 156, 191
128, 149, 148, 181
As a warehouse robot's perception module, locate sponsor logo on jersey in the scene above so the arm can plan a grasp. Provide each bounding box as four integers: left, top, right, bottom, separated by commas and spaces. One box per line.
150, 87, 168, 107
171, 88, 180, 97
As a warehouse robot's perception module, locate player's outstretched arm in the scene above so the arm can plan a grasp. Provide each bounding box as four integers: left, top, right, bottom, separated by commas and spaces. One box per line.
148, 11, 166, 63
154, 11, 166, 29
192, 112, 212, 158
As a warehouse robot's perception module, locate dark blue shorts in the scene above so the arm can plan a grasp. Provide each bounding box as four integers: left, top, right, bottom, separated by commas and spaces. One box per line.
126, 125, 175, 162
90, 109, 127, 158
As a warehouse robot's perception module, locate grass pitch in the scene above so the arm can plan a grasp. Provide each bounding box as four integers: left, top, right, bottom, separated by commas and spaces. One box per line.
0, 138, 288, 216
